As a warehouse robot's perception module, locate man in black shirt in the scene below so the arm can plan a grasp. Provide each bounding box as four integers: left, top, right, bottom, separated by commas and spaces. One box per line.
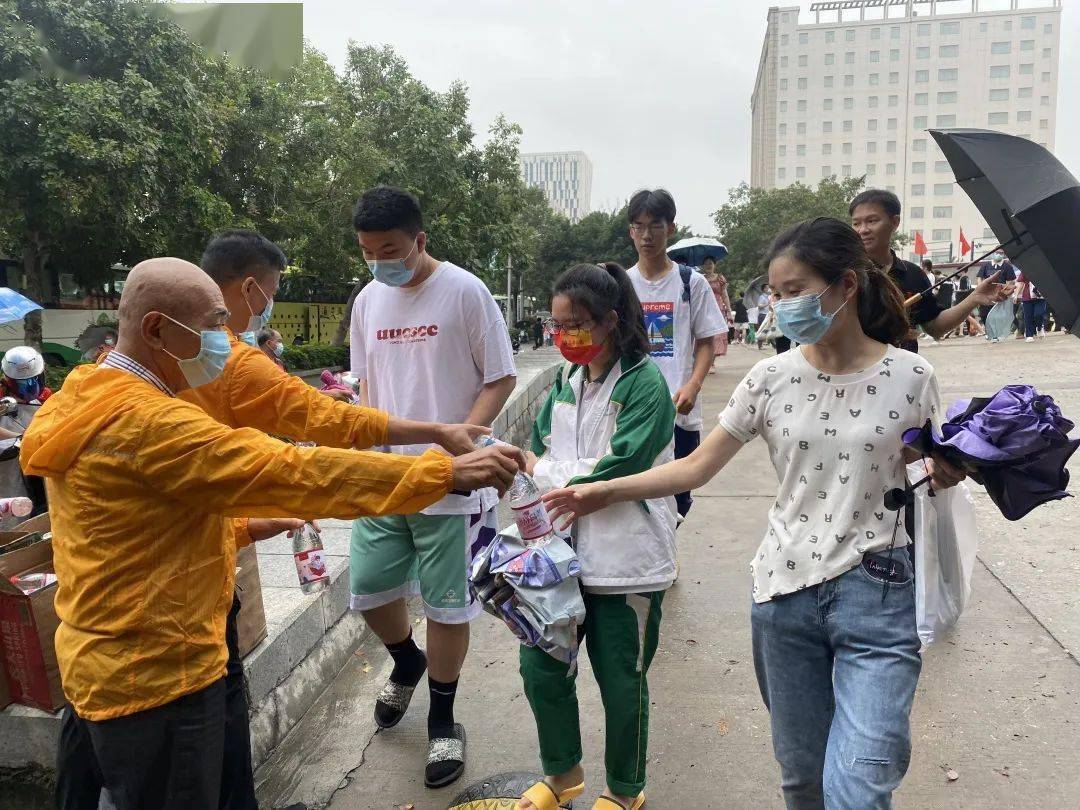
849, 189, 1005, 353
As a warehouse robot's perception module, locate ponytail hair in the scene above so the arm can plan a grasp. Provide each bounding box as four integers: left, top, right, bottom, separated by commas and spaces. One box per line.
765, 217, 909, 346
552, 262, 650, 362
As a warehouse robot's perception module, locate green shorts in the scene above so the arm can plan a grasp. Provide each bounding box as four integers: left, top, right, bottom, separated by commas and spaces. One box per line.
349, 509, 497, 624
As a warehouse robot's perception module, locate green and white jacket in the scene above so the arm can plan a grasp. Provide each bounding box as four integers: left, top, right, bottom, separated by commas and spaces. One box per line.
531, 353, 678, 593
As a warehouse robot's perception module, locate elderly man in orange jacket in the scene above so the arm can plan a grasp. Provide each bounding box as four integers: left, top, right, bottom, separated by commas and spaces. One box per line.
22, 257, 522, 810
179, 230, 494, 810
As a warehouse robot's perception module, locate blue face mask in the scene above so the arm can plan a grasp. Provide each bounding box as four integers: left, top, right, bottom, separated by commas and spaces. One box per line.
773, 284, 848, 345
161, 315, 232, 389
239, 280, 275, 345
272, 342, 284, 358
370, 241, 419, 287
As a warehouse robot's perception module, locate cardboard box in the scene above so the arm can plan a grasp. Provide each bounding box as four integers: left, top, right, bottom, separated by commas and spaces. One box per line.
0, 651, 11, 711
0, 513, 51, 556
235, 544, 267, 659
0, 532, 64, 712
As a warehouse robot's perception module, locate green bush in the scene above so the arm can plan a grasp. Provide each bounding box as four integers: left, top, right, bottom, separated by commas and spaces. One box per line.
282, 343, 349, 371
45, 363, 83, 392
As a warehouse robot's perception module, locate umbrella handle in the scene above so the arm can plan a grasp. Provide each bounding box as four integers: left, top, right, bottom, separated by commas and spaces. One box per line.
903, 236, 1025, 309
910, 473, 933, 491
884, 474, 934, 511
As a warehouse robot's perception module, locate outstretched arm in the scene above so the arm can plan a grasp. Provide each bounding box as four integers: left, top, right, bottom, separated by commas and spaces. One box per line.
543, 424, 744, 526
923, 269, 1005, 339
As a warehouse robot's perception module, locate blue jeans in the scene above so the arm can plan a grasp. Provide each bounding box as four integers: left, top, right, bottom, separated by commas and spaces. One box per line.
1022, 299, 1048, 338
751, 551, 922, 810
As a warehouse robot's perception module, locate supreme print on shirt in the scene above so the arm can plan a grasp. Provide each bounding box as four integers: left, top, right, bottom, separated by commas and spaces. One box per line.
720, 345, 941, 603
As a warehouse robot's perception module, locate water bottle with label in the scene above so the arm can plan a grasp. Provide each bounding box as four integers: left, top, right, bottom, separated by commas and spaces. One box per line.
292, 523, 330, 594
0, 497, 32, 518
475, 436, 554, 546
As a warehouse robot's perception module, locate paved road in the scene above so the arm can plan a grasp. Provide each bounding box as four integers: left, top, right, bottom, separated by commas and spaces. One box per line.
257, 334, 1080, 809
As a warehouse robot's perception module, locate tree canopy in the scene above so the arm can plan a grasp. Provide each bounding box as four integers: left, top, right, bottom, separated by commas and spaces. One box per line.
1, 1, 882, 350
711, 176, 869, 290
0, 1, 551, 330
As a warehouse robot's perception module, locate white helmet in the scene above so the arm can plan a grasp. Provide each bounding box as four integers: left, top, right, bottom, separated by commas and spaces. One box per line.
2, 346, 45, 380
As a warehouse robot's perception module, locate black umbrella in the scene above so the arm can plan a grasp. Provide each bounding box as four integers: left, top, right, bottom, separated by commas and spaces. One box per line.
929, 129, 1080, 335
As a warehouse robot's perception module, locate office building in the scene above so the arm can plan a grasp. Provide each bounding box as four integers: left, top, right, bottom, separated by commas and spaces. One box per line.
519, 151, 593, 223
751, 0, 1062, 262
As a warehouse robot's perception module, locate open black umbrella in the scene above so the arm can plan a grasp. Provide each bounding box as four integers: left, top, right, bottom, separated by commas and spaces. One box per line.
929, 129, 1080, 335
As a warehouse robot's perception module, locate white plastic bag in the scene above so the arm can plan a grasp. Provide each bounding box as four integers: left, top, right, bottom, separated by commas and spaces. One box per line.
907, 462, 979, 648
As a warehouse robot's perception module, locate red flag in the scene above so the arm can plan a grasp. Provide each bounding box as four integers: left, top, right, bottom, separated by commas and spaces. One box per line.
959, 228, 972, 257
913, 230, 928, 256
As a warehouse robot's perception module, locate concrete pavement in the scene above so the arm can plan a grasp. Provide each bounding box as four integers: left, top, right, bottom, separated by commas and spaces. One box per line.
256, 334, 1080, 809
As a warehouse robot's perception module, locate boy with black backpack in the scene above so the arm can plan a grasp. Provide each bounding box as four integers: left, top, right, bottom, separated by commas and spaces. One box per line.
626, 189, 726, 523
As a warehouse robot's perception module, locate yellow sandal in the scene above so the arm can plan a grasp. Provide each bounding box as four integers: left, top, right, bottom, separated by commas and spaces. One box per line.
519, 780, 586, 810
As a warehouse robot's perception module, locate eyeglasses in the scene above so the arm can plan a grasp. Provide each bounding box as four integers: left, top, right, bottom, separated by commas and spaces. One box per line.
543, 318, 596, 333
630, 222, 668, 235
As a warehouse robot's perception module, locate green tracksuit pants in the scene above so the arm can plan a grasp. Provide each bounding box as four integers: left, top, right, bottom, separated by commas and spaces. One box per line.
519, 590, 664, 797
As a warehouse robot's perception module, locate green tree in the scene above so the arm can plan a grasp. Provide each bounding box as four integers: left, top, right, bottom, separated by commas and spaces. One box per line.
331, 45, 549, 343
526, 206, 692, 309
0, 0, 233, 343
711, 176, 867, 290
208, 47, 384, 298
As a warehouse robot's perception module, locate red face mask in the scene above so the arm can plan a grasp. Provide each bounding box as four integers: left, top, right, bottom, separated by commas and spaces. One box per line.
554, 328, 606, 365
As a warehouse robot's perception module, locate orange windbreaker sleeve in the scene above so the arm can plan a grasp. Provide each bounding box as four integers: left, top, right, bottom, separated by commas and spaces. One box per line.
135, 400, 451, 520
181, 340, 389, 450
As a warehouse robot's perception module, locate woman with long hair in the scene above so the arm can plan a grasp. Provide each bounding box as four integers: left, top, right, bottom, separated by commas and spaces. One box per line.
544, 219, 966, 808
516, 262, 677, 810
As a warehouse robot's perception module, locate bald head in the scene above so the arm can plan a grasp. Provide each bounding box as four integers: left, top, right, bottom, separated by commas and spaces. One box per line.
115, 258, 229, 393
119, 258, 225, 332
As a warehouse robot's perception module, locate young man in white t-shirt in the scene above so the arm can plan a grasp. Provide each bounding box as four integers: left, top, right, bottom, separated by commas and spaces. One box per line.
349, 186, 517, 788
626, 189, 727, 521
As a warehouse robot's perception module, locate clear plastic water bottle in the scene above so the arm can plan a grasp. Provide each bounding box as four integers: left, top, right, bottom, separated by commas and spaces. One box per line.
292, 523, 329, 594
10, 571, 57, 594
0, 497, 33, 518
475, 436, 554, 546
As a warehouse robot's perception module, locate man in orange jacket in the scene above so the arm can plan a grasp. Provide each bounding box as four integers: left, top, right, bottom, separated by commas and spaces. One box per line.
26, 257, 522, 810
180, 230, 494, 810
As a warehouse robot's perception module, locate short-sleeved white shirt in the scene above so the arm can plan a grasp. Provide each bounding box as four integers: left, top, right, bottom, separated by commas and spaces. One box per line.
350, 261, 517, 514
720, 345, 941, 603
628, 262, 727, 431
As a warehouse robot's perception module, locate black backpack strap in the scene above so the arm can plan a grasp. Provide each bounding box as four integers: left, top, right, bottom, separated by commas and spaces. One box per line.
678, 264, 693, 303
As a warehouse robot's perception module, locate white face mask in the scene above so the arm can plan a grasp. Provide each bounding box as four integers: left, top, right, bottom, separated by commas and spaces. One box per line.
370, 240, 419, 287
160, 315, 232, 389
239, 280, 275, 346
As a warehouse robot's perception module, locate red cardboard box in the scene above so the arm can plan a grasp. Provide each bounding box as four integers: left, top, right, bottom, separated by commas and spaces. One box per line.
0, 519, 64, 712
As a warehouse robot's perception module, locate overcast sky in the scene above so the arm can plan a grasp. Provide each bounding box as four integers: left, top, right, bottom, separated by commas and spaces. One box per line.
299, 0, 1078, 234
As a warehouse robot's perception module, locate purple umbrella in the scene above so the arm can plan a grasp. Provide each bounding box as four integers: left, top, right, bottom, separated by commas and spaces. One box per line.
902, 384, 1080, 521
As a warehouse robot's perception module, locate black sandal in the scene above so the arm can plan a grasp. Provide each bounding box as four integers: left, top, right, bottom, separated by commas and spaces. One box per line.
425, 723, 467, 788
374, 677, 420, 729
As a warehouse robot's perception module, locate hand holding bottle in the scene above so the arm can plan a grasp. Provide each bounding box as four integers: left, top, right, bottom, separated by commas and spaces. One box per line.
450, 437, 525, 496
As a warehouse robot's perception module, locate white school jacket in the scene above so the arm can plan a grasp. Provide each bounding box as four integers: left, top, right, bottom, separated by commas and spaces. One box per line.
531, 355, 678, 593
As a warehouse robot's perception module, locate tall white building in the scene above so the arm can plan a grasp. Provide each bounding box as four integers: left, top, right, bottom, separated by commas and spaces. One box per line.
751, 0, 1063, 263
519, 151, 593, 223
